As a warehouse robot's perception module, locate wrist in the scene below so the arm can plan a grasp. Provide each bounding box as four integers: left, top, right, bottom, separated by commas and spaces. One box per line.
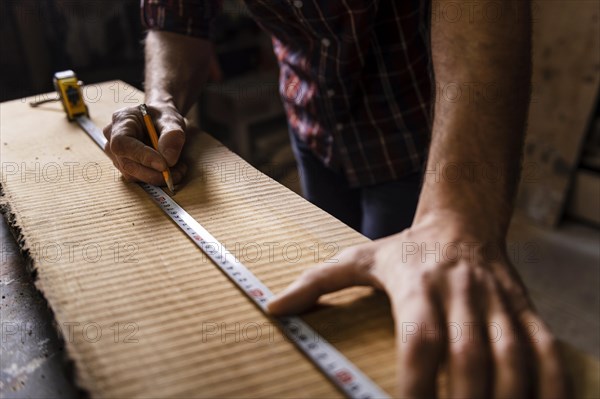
414, 171, 515, 241
408, 209, 512, 269
144, 90, 177, 109
413, 204, 507, 246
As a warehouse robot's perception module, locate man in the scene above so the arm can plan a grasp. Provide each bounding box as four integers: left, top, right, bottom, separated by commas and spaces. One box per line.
103, 1, 568, 397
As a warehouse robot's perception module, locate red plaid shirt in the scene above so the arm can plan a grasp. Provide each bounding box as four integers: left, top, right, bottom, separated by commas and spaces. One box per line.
142, 0, 432, 187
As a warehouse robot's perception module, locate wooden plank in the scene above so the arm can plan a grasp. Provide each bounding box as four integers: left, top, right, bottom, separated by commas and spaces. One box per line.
517, 0, 600, 226
1, 82, 598, 397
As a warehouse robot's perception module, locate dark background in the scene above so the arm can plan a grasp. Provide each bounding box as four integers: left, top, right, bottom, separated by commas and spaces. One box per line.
0, 0, 271, 100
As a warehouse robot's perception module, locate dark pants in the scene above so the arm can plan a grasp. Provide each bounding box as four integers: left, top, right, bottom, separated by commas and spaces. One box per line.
289, 131, 422, 240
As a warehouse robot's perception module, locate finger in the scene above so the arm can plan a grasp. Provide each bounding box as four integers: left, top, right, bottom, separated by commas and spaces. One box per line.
103, 123, 113, 152
519, 310, 570, 399
485, 282, 527, 398
110, 108, 167, 170
394, 290, 444, 398
118, 159, 167, 185
103, 123, 124, 171
156, 114, 186, 167
445, 266, 490, 398
116, 160, 188, 186
111, 135, 166, 172
103, 123, 124, 168
267, 245, 377, 315
170, 162, 188, 184
111, 106, 145, 140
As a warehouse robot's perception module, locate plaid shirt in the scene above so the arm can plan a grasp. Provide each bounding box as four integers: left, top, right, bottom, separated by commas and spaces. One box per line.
142, 0, 432, 187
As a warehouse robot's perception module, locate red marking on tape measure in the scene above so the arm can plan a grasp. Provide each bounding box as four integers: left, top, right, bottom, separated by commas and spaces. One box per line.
335, 370, 353, 384
249, 289, 264, 298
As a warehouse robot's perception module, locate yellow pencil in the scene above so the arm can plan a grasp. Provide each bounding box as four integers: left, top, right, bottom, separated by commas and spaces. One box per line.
139, 104, 175, 194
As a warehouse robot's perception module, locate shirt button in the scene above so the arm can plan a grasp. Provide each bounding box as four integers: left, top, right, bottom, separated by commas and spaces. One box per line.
327, 89, 335, 97
293, 0, 303, 8
321, 38, 331, 47
336, 123, 343, 131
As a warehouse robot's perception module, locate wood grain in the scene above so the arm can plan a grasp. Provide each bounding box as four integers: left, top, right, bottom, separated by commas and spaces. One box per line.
1, 82, 598, 398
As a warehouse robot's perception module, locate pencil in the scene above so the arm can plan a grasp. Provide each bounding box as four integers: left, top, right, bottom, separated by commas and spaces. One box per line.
139, 104, 175, 194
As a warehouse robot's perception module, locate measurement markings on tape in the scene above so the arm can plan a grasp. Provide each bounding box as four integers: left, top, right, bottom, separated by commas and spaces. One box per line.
75, 114, 390, 399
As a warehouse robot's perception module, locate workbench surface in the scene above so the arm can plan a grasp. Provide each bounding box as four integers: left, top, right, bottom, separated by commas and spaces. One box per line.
1, 82, 598, 398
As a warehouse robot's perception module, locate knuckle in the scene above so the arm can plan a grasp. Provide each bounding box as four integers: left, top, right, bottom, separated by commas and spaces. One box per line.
495, 334, 519, 359
139, 149, 155, 167
414, 270, 433, 291
353, 247, 372, 265
112, 106, 137, 121
111, 108, 127, 124
537, 332, 559, 355
102, 124, 112, 139
342, 245, 376, 279
397, 271, 434, 301
171, 112, 185, 125
112, 108, 142, 134
300, 267, 321, 284
110, 135, 128, 156
450, 341, 486, 369
121, 160, 138, 176
451, 265, 476, 295
450, 339, 473, 357
338, 246, 360, 262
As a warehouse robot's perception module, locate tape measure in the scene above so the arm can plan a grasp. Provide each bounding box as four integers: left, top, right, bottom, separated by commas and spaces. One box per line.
30, 70, 89, 121
41, 71, 390, 399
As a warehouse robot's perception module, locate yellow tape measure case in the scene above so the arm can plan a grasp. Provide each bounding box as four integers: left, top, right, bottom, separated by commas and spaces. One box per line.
53, 70, 88, 121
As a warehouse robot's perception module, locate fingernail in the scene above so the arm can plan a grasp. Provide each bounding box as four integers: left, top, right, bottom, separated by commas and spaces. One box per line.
265, 298, 279, 314
152, 160, 165, 171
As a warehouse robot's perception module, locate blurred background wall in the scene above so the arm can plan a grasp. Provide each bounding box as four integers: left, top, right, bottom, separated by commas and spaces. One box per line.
0, 1, 144, 100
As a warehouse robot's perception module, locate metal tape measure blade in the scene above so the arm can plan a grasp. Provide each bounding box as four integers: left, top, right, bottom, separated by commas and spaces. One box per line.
77, 115, 389, 399
76, 116, 107, 148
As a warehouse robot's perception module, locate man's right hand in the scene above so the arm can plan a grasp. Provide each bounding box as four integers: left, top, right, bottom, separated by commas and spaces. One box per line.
103, 102, 188, 185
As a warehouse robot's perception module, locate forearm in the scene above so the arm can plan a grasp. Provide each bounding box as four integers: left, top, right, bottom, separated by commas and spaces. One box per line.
415, 0, 532, 241
144, 30, 213, 115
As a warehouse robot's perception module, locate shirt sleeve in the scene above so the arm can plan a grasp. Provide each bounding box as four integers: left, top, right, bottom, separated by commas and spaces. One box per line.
141, 0, 221, 39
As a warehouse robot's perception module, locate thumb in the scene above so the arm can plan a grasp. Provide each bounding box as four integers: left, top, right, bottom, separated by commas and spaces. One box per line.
157, 116, 186, 167
267, 246, 377, 316
158, 129, 185, 167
